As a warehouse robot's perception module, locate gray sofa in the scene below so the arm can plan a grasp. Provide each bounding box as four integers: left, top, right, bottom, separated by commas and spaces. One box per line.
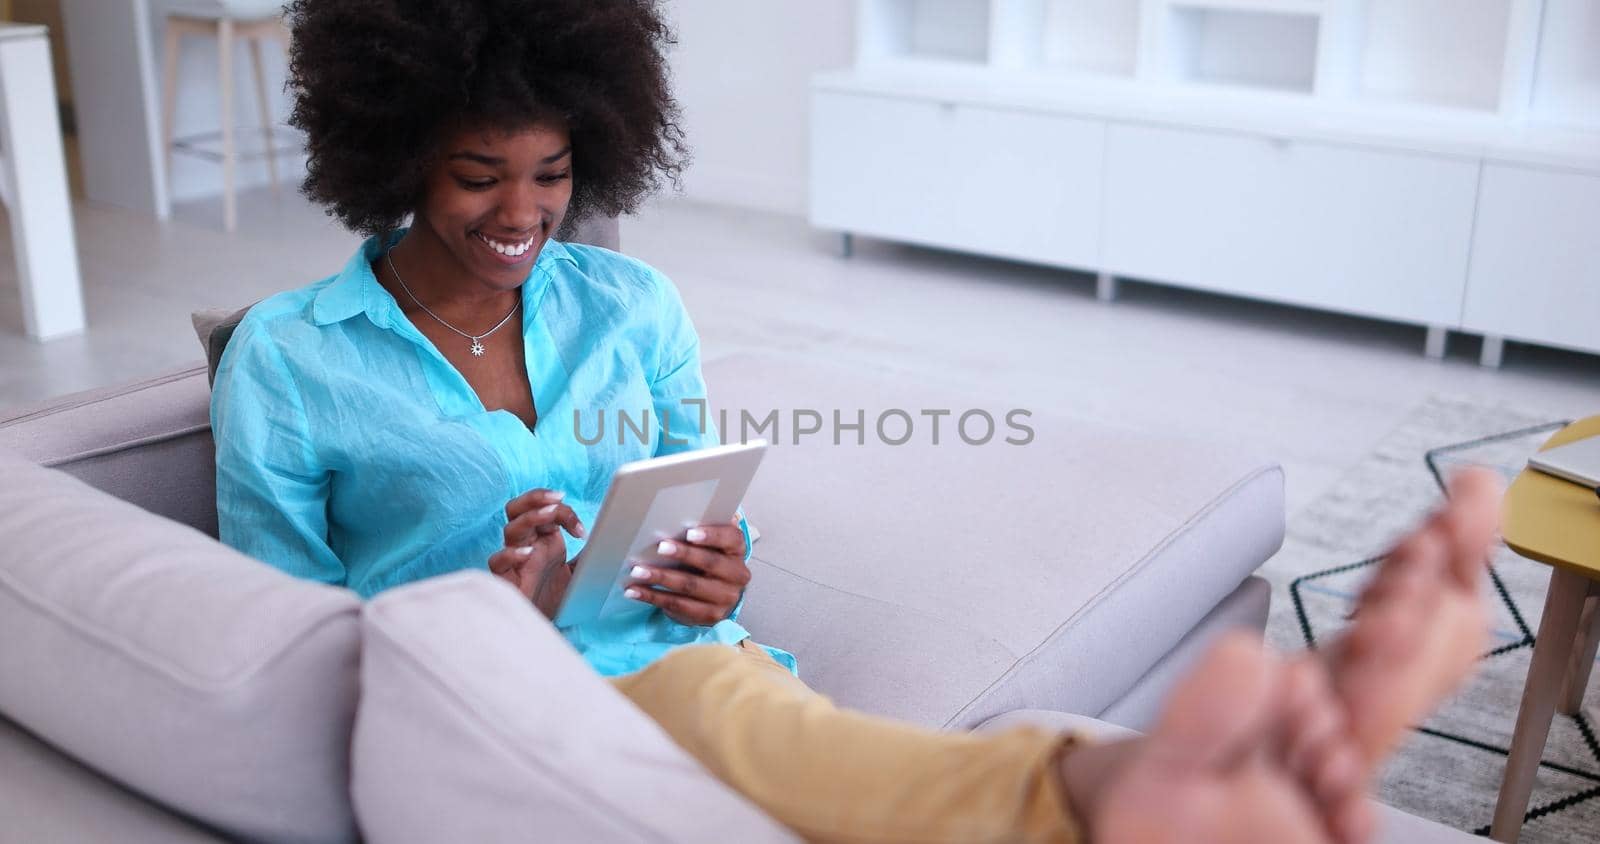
0, 229, 1474, 841
0, 354, 1280, 841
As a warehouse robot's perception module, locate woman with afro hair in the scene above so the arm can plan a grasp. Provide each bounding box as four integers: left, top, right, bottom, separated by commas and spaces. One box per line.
209, 1, 1500, 842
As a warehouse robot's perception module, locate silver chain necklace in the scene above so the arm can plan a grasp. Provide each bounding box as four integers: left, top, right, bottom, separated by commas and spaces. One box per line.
385, 250, 519, 357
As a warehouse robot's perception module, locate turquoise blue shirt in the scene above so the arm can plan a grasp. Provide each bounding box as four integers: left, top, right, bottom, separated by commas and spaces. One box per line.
211, 231, 795, 677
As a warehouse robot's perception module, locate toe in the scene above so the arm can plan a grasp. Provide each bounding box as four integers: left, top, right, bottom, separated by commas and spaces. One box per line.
1154, 633, 1279, 771
1364, 527, 1445, 615
1443, 469, 1502, 589
1283, 660, 1343, 771
1311, 744, 1363, 809
1331, 795, 1377, 844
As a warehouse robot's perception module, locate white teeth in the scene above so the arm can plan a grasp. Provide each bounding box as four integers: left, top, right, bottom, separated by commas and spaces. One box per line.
478, 232, 536, 258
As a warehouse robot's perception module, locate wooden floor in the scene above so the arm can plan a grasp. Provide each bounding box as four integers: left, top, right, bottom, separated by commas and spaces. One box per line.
2, 187, 1597, 516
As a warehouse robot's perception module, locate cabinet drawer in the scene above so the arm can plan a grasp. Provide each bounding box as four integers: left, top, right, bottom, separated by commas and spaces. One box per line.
1103, 123, 1478, 326
1463, 164, 1600, 356
810, 91, 1104, 268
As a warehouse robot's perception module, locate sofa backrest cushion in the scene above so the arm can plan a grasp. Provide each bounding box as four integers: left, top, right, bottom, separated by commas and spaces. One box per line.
0, 365, 219, 537
0, 449, 363, 843
352, 570, 796, 844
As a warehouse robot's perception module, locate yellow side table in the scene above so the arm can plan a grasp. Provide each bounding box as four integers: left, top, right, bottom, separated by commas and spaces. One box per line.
1491, 415, 1600, 842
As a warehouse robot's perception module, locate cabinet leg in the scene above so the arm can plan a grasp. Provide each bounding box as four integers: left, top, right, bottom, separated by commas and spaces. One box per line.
839, 232, 853, 259
1424, 326, 1448, 360
1096, 272, 1118, 302
1492, 569, 1594, 841
1480, 335, 1506, 369
1559, 594, 1600, 716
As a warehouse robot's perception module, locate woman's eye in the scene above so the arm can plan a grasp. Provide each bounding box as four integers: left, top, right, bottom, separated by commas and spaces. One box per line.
456, 178, 496, 191
537, 171, 571, 185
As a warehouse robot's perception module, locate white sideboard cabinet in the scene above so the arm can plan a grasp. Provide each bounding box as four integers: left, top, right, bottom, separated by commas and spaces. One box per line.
811, 91, 1105, 269
1101, 123, 1479, 328
1463, 164, 1600, 366
811, 0, 1600, 365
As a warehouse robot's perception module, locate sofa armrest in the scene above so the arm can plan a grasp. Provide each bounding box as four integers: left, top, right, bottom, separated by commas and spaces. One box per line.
0, 363, 218, 536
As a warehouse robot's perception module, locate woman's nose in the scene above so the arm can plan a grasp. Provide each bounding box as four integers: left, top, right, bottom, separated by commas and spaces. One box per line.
496, 182, 544, 231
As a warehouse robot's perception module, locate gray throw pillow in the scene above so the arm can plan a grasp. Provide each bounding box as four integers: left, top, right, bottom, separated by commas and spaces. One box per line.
190, 305, 254, 387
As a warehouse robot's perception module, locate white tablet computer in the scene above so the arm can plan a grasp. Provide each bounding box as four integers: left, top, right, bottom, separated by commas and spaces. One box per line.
1528, 435, 1600, 488
554, 440, 768, 628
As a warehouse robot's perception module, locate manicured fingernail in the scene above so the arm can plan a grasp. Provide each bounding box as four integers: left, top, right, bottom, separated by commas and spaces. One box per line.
575, 523, 587, 538
657, 541, 677, 555
624, 587, 643, 600
539, 504, 558, 515
517, 546, 535, 555
686, 528, 707, 543
630, 565, 651, 580
547, 491, 565, 501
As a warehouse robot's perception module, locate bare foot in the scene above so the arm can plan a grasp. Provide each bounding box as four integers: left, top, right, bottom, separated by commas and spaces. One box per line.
1066, 470, 1501, 842
1326, 468, 1501, 767
1081, 635, 1339, 842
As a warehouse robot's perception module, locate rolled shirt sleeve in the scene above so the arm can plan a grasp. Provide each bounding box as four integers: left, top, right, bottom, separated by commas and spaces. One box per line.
646, 267, 755, 567
648, 267, 716, 458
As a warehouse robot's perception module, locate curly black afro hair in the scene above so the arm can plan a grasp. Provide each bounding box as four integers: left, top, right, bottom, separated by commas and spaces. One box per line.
286, 0, 688, 237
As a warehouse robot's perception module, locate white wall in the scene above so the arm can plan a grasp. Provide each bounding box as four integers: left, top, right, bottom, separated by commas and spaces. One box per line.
664, 0, 855, 215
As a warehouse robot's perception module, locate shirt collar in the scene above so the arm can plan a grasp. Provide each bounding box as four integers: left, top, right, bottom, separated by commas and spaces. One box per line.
312, 229, 578, 328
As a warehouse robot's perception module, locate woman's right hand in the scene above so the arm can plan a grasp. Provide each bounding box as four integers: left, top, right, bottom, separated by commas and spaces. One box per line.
488, 489, 586, 618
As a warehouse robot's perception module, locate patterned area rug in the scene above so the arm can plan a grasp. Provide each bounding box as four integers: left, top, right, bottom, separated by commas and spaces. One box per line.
1259, 395, 1595, 842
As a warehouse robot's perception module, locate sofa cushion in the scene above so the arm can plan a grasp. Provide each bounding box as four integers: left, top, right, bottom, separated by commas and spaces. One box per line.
0, 714, 229, 844
978, 710, 1479, 843
0, 449, 363, 843
1095, 575, 1271, 731
0, 364, 218, 536
352, 570, 795, 844
702, 352, 1285, 729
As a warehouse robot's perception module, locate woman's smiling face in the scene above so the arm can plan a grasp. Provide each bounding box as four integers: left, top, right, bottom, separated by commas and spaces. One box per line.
414, 121, 574, 291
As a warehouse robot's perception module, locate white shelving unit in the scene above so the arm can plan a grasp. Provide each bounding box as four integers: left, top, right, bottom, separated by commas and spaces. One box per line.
814, 0, 1600, 365
1139, 0, 1333, 95
854, 0, 1566, 116
1517, 0, 1600, 128
857, 0, 992, 66
1041, 0, 1140, 77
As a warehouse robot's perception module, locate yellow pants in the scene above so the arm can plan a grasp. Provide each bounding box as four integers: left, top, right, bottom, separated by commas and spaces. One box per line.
608, 640, 1082, 844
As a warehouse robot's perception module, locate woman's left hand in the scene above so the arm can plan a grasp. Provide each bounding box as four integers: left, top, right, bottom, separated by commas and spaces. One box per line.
625, 515, 750, 626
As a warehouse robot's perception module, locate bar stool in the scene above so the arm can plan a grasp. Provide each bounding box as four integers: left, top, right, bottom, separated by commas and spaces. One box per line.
161, 0, 290, 232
